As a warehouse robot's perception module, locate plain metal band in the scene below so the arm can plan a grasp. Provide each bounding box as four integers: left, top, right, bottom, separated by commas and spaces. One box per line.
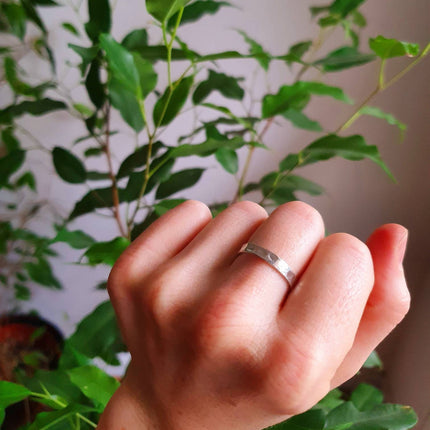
239, 243, 296, 289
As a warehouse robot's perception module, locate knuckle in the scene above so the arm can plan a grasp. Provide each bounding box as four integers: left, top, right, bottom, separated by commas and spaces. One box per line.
389, 285, 411, 323
229, 200, 268, 222
327, 233, 373, 272
277, 201, 324, 233
181, 199, 212, 219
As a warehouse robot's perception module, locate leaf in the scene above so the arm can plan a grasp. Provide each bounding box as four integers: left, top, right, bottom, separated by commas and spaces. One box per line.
16, 171, 36, 190
84, 147, 104, 157
283, 109, 322, 131
122, 29, 148, 51
369, 36, 420, 59
284, 40, 312, 66
238, 30, 271, 71
29, 405, 95, 430
363, 350, 383, 369
100, 34, 140, 96
0, 381, 31, 408
83, 237, 130, 267
68, 300, 126, 365
117, 142, 164, 179
351, 384, 384, 412
316, 388, 345, 413
359, 106, 406, 138
24, 258, 62, 289
20, 0, 46, 33
301, 134, 394, 180
145, 0, 192, 23
315, 46, 375, 72
14, 283, 31, 300
62, 22, 79, 35
153, 76, 194, 127
108, 78, 145, 132
0, 150, 25, 187
52, 147, 87, 184
3, 3, 27, 40
168, 0, 231, 28
215, 147, 238, 174
0, 99, 66, 124
271, 409, 326, 429
329, 0, 366, 18
131, 211, 159, 240
69, 44, 99, 76
58, 341, 90, 371
193, 69, 244, 104
73, 103, 93, 117
325, 402, 417, 430
68, 365, 119, 411
53, 228, 95, 249
156, 168, 204, 199
85, 0, 111, 42
1, 128, 20, 152
133, 53, 158, 98
69, 187, 117, 219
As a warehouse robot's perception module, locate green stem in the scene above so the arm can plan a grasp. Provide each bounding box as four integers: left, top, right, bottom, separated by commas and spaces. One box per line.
76, 413, 97, 428
336, 43, 430, 133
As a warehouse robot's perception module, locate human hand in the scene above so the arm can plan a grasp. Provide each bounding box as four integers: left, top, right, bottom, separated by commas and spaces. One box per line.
98, 201, 410, 430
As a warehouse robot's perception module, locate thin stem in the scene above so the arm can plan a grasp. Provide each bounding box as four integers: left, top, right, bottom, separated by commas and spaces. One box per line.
103, 105, 127, 238
76, 413, 97, 429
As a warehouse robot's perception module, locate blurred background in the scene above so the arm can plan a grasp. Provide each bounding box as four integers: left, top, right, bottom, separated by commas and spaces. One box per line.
1, 0, 429, 428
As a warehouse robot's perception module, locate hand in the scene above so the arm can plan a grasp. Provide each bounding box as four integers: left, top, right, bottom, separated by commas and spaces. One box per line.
98, 201, 410, 430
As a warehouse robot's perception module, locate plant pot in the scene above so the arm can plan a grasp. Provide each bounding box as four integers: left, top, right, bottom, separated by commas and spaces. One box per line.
0, 314, 64, 429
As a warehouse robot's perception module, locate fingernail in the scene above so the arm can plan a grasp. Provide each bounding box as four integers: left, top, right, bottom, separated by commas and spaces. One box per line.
397, 228, 409, 265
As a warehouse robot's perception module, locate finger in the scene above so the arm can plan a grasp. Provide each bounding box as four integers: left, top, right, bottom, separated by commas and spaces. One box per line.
274, 233, 374, 405
107, 200, 212, 334
208, 201, 324, 328
330, 224, 410, 388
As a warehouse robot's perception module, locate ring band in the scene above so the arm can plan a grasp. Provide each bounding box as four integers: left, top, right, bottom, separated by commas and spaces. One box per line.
239, 243, 297, 289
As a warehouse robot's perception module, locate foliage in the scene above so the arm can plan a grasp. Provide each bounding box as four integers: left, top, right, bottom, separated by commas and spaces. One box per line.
0, 0, 427, 428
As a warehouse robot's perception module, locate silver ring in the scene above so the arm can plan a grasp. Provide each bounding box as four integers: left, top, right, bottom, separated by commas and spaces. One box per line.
239, 243, 296, 289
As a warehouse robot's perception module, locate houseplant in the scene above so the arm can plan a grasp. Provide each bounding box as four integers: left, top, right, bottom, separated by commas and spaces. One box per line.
0, 0, 427, 427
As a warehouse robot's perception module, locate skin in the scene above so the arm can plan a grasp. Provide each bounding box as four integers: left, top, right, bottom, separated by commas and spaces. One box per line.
97, 200, 410, 430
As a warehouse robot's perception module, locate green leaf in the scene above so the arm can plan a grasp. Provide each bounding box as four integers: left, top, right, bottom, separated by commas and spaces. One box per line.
316, 388, 345, 413
359, 106, 406, 138
73, 103, 93, 117
85, 0, 111, 42
68, 365, 119, 411
154, 199, 187, 216
108, 78, 145, 132
29, 405, 95, 430
369, 36, 420, 59
153, 75, 194, 127
0, 150, 25, 187
1, 128, 20, 152
0, 381, 31, 408
3, 3, 27, 40
87, 170, 110, 180
363, 350, 383, 369
329, 0, 366, 18
0, 99, 66, 124
61, 22, 79, 35
69, 187, 118, 219
325, 402, 417, 430
238, 30, 271, 71
193, 69, 244, 104
14, 283, 31, 300
122, 29, 148, 51
262, 81, 350, 119
53, 228, 95, 249
302, 134, 394, 180
52, 147, 87, 184
168, 0, 231, 28
271, 409, 326, 429
58, 341, 90, 371
145, 0, 192, 23
84, 147, 104, 158
68, 300, 126, 365
100, 34, 140, 95
83, 237, 130, 267
315, 46, 375, 72
215, 147, 238, 174
16, 171, 36, 190
20, 0, 46, 33
284, 40, 312, 66
69, 44, 99, 76
350, 384, 384, 412
283, 109, 323, 131
24, 258, 62, 289
133, 53, 158, 98
117, 142, 163, 179
156, 168, 204, 199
